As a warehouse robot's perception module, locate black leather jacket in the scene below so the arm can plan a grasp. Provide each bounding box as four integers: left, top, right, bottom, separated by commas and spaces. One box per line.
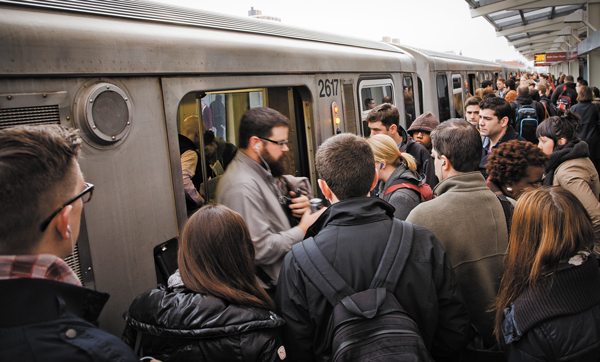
123, 275, 285, 362
276, 197, 470, 362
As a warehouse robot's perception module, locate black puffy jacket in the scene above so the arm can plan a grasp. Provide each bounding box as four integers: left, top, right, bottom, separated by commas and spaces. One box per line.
123, 275, 285, 362
501, 256, 600, 362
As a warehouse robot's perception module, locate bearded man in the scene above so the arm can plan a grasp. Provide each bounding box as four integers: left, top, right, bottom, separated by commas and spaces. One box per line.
217, 107, 324, 295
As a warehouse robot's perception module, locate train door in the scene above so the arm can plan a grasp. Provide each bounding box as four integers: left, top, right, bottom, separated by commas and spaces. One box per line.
358, 79, 395, 134
436, 74, 451, 122
171, 86, 312, 224
452, 74, 464, 119
402, 75, 416, 128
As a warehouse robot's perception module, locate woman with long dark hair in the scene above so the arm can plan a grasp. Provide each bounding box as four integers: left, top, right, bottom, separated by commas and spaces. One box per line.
537, 111, 600, 254
495, 187, 600, 361
123, 205, 284, 362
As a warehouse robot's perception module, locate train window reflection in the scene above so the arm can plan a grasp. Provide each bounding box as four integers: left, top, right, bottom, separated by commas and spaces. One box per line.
436, 74, 450, 122
452, 74, 463, 119
403, 76, 415, 128
177, 89, 265, 206
359, 79, 395, 135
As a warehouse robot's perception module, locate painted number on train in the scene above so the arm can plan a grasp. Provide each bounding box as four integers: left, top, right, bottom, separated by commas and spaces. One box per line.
318, 79, 339, 97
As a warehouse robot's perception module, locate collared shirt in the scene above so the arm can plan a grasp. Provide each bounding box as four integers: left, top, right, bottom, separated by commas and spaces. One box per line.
0, 254, 81, 286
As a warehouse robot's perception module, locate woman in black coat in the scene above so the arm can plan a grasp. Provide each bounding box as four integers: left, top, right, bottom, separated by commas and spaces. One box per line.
571, 86, 600, 173
123, 205, 285, 362
494, 187, 600, 361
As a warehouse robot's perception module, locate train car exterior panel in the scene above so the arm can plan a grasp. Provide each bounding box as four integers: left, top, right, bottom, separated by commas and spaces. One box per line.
1, 5, 413, 76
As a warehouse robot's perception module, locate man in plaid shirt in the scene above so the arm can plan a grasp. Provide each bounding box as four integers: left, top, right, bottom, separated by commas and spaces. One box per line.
0, 125, 139, 361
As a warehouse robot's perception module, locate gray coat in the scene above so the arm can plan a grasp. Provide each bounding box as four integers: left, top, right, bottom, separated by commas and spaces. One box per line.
217, 151, 304, 285
407, 171, 509, 348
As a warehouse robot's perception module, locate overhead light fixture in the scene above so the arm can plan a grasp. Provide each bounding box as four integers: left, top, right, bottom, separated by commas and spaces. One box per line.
564, 9, 597, 33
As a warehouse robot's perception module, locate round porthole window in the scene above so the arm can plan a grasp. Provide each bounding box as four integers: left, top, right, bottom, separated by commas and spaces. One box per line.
76, 82, 132, 147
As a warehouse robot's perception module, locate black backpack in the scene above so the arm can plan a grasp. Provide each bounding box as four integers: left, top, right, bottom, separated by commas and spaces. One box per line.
514, 104, 538, 143
557, 89, 572, 111
293, 220, 433, 362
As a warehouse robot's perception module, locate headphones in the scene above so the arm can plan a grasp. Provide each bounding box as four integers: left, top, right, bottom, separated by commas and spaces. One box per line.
442, 161, 446, 167
67, 225, 72, 235
379, 162, 384, 170
255, 145, 260, 152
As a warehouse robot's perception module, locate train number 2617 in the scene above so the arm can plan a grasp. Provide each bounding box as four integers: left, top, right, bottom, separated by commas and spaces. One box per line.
318, 79, 339, 97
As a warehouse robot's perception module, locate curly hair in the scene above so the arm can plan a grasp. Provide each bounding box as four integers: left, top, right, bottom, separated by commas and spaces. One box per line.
486, 140, 548, 186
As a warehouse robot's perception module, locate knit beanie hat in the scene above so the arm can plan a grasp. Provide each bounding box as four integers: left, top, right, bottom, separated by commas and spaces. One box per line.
407, 112, 439, 133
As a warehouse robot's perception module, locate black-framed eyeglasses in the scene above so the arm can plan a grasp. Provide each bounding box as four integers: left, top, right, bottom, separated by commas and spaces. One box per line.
40, 182, 95, 232
257, 136, 289, 147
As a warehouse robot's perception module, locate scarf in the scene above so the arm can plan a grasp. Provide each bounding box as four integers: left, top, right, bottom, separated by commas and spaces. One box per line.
543, 140, 590, 186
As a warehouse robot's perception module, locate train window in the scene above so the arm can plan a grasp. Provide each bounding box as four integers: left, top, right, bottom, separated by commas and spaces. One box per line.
468, 74, 476, 97
403, 76, 415, 128
359, 79, 395, 134
177, 89, 266, 204
436, 74, 450, 122
452, 74, 463, 119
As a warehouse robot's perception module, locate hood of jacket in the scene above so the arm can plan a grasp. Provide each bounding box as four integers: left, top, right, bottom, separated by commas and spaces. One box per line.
381, 164, 423, 191
515, 95, 533, 106
305, 197, 395, 238
397, 124, 410, 151
125, 285, 284, 338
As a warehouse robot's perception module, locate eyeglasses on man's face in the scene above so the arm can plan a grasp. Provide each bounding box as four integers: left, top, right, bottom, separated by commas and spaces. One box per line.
257, 136, 289, 147
39, 182, 95, 232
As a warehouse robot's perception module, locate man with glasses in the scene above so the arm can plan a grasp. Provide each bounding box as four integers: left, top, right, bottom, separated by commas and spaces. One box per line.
217, 107, 324, 297
0, 125, 139, 361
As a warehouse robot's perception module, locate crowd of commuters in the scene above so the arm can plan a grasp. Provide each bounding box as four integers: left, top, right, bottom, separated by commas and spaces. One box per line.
2, 70, 600, 362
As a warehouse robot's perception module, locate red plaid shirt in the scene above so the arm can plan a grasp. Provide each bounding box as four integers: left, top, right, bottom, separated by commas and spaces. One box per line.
0, 254, 81, 286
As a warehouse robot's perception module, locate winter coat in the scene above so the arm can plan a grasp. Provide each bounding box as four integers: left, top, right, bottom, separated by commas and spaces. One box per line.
276, 197, 471, 362
407, 172, 510, 348
379, 164, 425, 220
539, 94, 557, 117
123, 274, 285, 362
551, 82, 578, 107
571, 101, 600, 166
0, 278, 139, 362
510, 95, 546, 122
501, 255, 600, 362
544, 140, 600, 253
398, 124, 438, 188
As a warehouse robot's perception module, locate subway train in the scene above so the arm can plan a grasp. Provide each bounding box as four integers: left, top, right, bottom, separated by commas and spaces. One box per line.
0, 0, 525, 335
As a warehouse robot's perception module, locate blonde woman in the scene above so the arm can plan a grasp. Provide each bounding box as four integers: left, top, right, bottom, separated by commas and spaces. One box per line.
368, 134, 432, 220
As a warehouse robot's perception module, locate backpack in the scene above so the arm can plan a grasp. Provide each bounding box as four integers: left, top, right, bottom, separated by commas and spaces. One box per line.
293, 220, 433, 362
384, 177, 434, 202
557, 89, 572, 111
514, 105, 538, 143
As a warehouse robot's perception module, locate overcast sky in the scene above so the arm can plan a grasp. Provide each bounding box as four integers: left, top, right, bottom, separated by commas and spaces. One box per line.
151, 0, 530, 65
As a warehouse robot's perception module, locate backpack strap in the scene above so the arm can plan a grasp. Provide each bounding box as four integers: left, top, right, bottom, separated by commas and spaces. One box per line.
370, 219, 414, 290
293, 237, 355, 306
385, 178, 433, 202
495, 194, 514, 236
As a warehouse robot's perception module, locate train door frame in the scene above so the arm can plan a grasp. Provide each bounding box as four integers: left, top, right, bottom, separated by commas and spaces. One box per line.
160, 75, 324, 230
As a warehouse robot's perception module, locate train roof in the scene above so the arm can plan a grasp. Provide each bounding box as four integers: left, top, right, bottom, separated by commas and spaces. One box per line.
391, 44, 503, 72
0, 0, 415, 76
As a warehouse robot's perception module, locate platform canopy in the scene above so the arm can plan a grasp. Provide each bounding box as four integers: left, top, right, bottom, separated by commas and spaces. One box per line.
465, 0, 599, 61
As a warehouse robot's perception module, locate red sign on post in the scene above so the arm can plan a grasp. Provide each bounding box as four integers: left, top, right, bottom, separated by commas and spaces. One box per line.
546, 52, 567, 62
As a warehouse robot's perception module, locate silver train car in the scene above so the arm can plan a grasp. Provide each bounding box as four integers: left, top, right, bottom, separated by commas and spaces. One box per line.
0, 0, 508, 335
